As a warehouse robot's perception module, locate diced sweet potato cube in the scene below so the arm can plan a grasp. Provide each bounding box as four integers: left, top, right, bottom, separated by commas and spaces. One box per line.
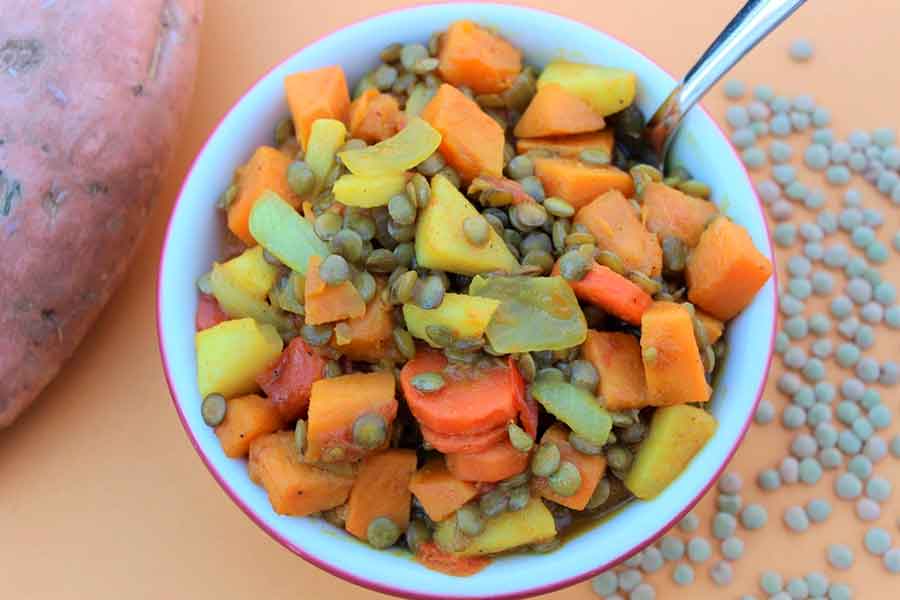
437, 20, 522, 94
640, 302, 711, 406
305, 371, 398, 463
533, 424, 606, 510
574, 190, 662, 277
248, 432, 355, 516
513, 84, 605, 138
348, 89, 405, 144
641, 182, 718, 248
686, 216, 773, 321
421, 84, 504, 182
215, 394, 284, 458
331, 283, 396, 362
304, 255, 366, 325
227, 146, 300, 245
533, 157, 634, 211
516, 130, 614, 159
581, 330, 649, 411
345, 449, 417, 540
284, 66, 351, 151
409, 457, 479, 522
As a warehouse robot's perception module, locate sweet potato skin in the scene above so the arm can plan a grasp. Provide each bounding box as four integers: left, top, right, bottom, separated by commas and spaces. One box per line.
0, 0, 203, 427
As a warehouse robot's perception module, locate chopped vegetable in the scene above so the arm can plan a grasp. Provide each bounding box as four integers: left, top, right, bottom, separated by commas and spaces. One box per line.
446, 439, 530, 482
256, 337, 326, 421
348, 89, 405, 143
248, 432, 355, 516
409, 457, 479, 521
533, 424, 607, 510
304, 255, 367, 325
420, 423, 509, 454
625, 405, 717, 499
537, 61, 637, 117
209, 262, 291, 331
686, 216, 774, 320
457, 497, 556, 556
516, 130, 614, 159
421, 84, 504, 182
403, 293, 500, 346
514, 84, 605, 138
215, 394, 283, 457
415, 174, 519, 275
533, 158, 634, 210
554, 261, 652, 326
332, 173, 409, 207
400, 350, 520, 436
195, 293, 229, 331
227, 146, 301, 245
338, 116, 442, 176
196, 318, 283, 398
284, 65, 351, 151
641, 182, 718, 248
331, 284, 396, 361
641, 302, 711, 406
581, 330, 649, 411
530, 380, 612, 446
218, 246, 279, 299
469, 275, 587, 353
574, 190, 662, 277
305, 371, 398, 462
305, 118, 347, 192
415, 541, 491, 576
344, 449, 417, 541
437, 20, 522, 94
248, 191, 329, 274
696, 311, 725, 345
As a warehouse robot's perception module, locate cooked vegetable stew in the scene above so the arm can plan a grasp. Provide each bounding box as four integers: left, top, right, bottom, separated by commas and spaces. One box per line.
194, 20, 773, 576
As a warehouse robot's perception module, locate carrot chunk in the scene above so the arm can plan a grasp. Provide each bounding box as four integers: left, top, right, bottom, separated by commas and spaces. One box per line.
446, 440, 529, 482
227, 146, 300, 245
641, 182, 718, 248
686, 216, 774, 321
514, 84, 605, 138
533, 157, 634, 210
640, 301, 711, 406
344, 449, 417, 540
437, 20, 522, 94
284, 65, 351, 151
421, 84, 504, 182
553, 261, 652, 326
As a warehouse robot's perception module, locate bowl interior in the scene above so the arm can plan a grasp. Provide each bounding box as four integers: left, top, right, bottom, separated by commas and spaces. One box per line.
158, 3, 776, 598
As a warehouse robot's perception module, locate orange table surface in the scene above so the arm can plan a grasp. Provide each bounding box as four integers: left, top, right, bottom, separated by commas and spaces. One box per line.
3, 1, 900, 599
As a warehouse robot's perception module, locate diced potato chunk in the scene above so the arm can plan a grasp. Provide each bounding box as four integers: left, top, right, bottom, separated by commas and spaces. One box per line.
458, 497, 556, 556
218, 246, 279, 299
403, 293, 500, 346
196, 318, 283, 398
537, 61, 637, 117
415, 174, 519, 275
332, 173, 408, 207
625, 405, 717, 499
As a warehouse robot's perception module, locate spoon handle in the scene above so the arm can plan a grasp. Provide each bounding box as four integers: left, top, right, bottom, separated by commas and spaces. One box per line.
646, 0, 807, 165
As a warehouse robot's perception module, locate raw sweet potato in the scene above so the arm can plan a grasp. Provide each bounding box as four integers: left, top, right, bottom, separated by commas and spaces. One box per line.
533, 158, 634, 210
304, 255, 366, 325
284, 65, 350, 151
348, 89, 404, 144
249, 432, 355, 517
581, 330, 649, 411
305, 371, 398, 463
344, 449, 417, 540
256, 337, 326, 421
227, 146, 300, 245
437, 20, 522, 94
553, 262, 652, 326
409, 457, 478, 522
0, 0, 202, 428
513, 84, 605, 139
421, 84, 504, 182
533, 424, 606, 510
641, 182, 717, 248
516, 130, 614, 159
215, 394, 283, 458
445, 440, 529, 483
685, 216, 773, 321
640, 302, 711, 406
574, 190, 663, 277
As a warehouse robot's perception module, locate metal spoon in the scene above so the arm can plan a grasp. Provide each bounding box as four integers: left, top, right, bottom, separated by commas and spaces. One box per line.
643, 0, 807, 170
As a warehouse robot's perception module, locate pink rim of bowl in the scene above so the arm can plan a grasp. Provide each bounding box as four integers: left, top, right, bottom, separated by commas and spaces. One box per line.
157, 3, 778, 599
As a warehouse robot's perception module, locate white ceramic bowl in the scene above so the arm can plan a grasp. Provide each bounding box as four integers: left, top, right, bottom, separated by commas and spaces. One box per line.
158, 3, 777, 598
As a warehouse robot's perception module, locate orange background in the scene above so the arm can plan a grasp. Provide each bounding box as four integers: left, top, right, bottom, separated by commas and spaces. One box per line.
2, 1, 899, 599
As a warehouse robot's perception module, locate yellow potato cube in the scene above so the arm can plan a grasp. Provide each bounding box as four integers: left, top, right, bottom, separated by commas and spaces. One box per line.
403, 293, 501, 346
196, 318, 283, 398
538, 61, 636, 117
218, 246, 279, 299
332, 173, 408, 208
458, 497, 556, 556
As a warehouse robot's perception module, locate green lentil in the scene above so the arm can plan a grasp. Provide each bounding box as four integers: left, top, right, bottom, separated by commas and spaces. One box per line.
548, 461, 581, 496
687, 537, 712, 563
712, 512, 737, 540
532, 442, 561, 477
679, 513, 700, 533
319, 254, 351, 285
806, 498, 832, 523
710, 560, 734, 586
721, 536, 744, 561
479, 488, 509, 518
508, 422, 534, 452
827, 544, 854, 570
287, 161, 316, 196
672, 563, 695, 586
352, 413, 388, 449
367, 516, 401, 549
758, 468, 782, 491
201, 393, 227, 427
411, 372, 445, 393
301, 323, 333, 346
